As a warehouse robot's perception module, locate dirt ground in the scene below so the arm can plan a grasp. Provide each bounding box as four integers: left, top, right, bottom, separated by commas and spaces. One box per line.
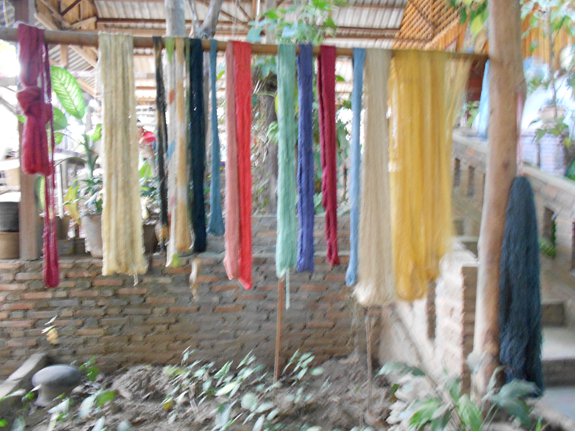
24, 353, 393, 431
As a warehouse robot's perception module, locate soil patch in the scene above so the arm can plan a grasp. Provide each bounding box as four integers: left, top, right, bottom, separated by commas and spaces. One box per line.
25, 353, 392, 431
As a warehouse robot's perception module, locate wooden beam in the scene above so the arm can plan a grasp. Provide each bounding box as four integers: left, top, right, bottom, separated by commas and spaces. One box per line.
197, 0, 248, 24
234, 2, 252, 22
61, 0, 84, 16
407, 0, 434, 31
0, 27, 489, 61
35, 11, 98, 66
71, 16, 97, 29
472, 0, 524, 397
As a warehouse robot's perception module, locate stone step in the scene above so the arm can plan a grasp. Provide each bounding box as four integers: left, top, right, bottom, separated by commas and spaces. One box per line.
534, 386, 575, 430
542, 326, 575, 387
541, 299, 566, 327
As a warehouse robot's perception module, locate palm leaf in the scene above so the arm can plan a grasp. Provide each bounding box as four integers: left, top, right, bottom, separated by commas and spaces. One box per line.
50, 66, 86, 120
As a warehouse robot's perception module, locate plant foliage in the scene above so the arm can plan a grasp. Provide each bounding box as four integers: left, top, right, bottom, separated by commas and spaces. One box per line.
50, 66, 86, 120
378, 361, 543, 430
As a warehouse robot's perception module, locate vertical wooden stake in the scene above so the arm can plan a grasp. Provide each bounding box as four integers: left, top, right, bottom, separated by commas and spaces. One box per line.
15, 0, 40, 260
365, 311, 373, 403
274, 278, 285, 382
472, 0, 524, 397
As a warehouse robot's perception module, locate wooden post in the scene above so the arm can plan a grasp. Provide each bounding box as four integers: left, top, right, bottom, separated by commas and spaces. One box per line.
471, 0, 525, 397
14, 0, 40, 260
273, 278, 285, 382
365, 312, 373, 404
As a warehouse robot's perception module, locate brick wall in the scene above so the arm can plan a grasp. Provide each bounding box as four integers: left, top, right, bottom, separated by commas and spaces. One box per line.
0, 216, 357, 379
378, 245, 478, 392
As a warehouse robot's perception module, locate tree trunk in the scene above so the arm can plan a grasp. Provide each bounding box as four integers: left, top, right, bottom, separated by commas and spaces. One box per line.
188, 0, 224, 198
165, 0, 186, 36
262, 0, 279, 213
199, 0, 223, 38
262, 80, 278, 212
471, 0, 525, 398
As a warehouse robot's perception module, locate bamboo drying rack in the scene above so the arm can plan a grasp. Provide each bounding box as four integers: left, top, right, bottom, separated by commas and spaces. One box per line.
0, 27, 488, 61
0, 24, 488, 383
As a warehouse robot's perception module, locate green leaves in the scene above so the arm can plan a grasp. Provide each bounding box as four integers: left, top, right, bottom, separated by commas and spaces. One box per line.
95, 390, 117, 408
246, 0, 343, 46
52, 107, 68, 131
456, 395, 483, 431
377, 361, 425, 377
408, 397, 445, 430
241, 392, 259, 411
50, 66, 86, 120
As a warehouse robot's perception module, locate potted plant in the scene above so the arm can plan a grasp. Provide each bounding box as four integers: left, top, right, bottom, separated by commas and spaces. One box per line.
139, 160, 160, 253
64, 128, 104, 257
522, 0, 575, 175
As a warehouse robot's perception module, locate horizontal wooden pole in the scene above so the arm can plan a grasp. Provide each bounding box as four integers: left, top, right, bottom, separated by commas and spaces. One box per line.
0, 26, 489, 61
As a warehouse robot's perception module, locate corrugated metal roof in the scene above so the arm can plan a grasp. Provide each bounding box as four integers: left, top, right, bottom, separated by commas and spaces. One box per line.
30, 0, 465, 108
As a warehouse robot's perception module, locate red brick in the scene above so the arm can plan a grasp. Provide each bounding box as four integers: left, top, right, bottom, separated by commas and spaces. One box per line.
214, 304, 244, 313
300, 283, 327, 292
0, 283, 26, 291
124, 307, 152, 315
66, 270, 98, 278
237, 293, 267, 301
146, 316, 176, 325
27, 310, 58, 319
196, 274, 220, 283
0, 262, 22, 270
324, 273, 345, 282
4, 303, 33, 311
145, 296, 175, 305
74, 309, 105, 317
21, 291, 53, 300
326, 311, 350, 320
0, 320, 35, 328
118, 288, 147, 295
168, 306, 199, 313
93, 278, 124, 287
14, 272, 43, 281
77, 328, 105, 336
70, 289, 98, 298
165, 266, 190, 274
5, 338, 37, 348
211, 284, 236, 293
306, 320, 335, 329
58, 281, 76, 288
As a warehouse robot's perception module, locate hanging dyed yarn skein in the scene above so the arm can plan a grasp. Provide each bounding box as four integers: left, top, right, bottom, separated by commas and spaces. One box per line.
296, 44, 315, 273
276, 44, 298, 307
317, 45, 340, 267
208, 39, 225, 236
99, 33, 147, 276
499, 176, 544, 394
389, 51, 469, 300
166, 38, 192, 266
223, 41, 253, 290
187, 39, 207, 252
153, 36, 169, 245
16, 23, 59, 287
354, 49, 394, 306
345, 48, 365, 287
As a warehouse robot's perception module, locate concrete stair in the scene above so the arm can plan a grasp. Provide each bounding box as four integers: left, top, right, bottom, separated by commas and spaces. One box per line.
542, 299, 567, 327
542, 326, 575, 387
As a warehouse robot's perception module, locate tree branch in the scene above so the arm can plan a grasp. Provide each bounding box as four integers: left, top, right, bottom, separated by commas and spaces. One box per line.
198, 0, 224, 38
